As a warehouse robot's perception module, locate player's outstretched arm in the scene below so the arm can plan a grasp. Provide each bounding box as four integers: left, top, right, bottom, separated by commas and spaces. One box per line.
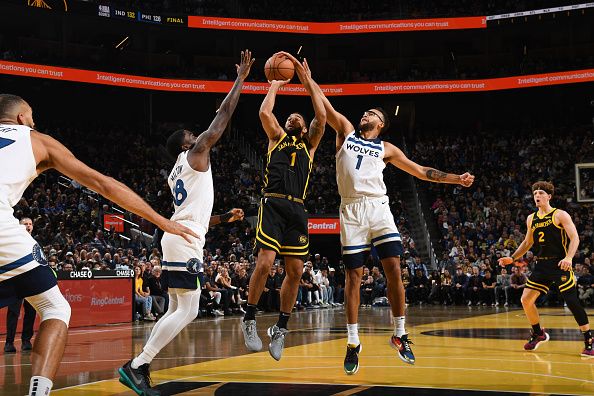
33, 131, 198, 243
192, 50, 254, 155
556, 210, 579, 271
259, 79, 288, 145
289, 56, 326, 153
209, 208, 244, 227
279, 51, 351, 138
384, 142, 475, 186
498, 215, 534, 266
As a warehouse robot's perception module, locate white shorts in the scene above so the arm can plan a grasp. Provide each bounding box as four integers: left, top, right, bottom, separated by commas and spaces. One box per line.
0, 218, 57, 307
161, 221, 205, 290
340, 196, 403, 266
0, 219, 45, 281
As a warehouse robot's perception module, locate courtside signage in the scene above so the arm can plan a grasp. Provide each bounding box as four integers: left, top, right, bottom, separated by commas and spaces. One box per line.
309, 218, 340, 234
1, 61, 593, 95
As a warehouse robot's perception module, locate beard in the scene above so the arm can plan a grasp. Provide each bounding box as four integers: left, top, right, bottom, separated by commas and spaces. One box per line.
358, 121, 374, 133
285, 125, 302, 136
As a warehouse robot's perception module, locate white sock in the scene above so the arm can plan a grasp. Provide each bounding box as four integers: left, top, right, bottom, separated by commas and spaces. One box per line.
29, 376, 53, 396
393, 316, 406, 337
133, 289, 199, 369
347, 323, 360, 346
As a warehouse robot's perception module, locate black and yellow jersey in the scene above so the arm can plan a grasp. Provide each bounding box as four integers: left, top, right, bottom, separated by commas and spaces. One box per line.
530, 208, 569, 259
263, 132, 313, 200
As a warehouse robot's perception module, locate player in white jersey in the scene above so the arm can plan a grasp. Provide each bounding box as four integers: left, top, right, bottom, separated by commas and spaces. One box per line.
0, 94, 197, 396
281, 52, 475, 375
118, 50, 254, 396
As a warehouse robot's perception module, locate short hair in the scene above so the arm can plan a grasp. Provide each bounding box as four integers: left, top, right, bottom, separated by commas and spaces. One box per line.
0, 94, 26, 119
374, 107, 390, 134
19, 217, 32, 224
532, 181, 554, 196
166, 129, 187, 159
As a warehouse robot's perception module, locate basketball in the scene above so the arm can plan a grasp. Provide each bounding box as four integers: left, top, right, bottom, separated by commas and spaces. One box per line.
264, 53, 295, 81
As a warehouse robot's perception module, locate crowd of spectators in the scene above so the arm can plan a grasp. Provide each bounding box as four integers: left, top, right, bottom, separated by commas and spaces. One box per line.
405, 125, 594, 307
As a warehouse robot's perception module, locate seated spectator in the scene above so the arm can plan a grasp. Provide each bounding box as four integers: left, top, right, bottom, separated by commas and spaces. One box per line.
147, 266, 167, 317
204, 266, 231, 315
481, 270, 496, 306
508, 266, 527, 306
261, 266, 280, 312
495, 267, 511, 306
427, 270, 442, 304
452, 267, 468, 305
328, 267, 342, 305
134, 266, 155, 321
401, 267, 413, 304
441, 269, 453, 305
411, 269, 430, 305
360, 267, 374, 307
577, 265, 594, 306
370, 266, 386, 303
467, 266, 483, 306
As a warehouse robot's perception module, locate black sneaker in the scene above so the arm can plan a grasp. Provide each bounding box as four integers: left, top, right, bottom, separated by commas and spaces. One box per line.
4, 342, 16, 354
343, 344, 361, 375
21, 340, 33, 351
118, 360, 160, 396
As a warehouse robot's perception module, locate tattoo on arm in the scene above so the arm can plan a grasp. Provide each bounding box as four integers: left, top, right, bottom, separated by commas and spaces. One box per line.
426, 168, 448, 181
309, 118, 324, 142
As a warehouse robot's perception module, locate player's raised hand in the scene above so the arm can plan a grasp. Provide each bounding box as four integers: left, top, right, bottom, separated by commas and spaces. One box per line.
277, 51, 311, 82
236, 49, 255, 81
160, 220, 199, 244
268, 79, 291, 87
459, 172, 475, 187
498, 257, 513, 267
228, 208, 245, 222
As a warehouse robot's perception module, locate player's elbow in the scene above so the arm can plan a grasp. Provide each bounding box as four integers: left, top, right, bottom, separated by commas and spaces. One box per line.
259, 109, 273, 121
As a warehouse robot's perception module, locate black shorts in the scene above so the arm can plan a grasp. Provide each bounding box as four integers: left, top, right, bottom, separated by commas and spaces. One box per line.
255, 197, 309, 260
526, 259, 576, 295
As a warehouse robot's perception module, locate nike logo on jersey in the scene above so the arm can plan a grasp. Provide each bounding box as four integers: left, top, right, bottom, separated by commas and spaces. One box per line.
345, 143, 380, 157
0, 137, 16, 149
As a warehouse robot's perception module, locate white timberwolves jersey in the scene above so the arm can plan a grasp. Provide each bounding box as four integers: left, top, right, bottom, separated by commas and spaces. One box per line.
0, 124, 36, 223
336, 131, 387, 198
167, 151, 214, 234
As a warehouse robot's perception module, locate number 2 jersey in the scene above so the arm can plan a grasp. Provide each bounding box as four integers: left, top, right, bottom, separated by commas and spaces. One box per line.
530, 208, 569, 260
167, 150, 213, 235
336, 131, 387, 199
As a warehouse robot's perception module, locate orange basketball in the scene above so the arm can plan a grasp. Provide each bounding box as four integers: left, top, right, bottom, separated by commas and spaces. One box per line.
264, 54, 295, 81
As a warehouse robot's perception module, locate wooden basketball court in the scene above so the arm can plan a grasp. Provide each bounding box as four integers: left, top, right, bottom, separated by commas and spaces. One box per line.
1, 306, 593, 395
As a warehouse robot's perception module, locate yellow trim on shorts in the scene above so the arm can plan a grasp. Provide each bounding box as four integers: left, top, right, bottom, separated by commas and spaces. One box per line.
256, 202, 281, 248
256, 235, 280, 253
526, 282, 549, 294
279, 250, 309, 256
526, 279, 549, 289
559, 271, 576, 293
280, 243, 309, 251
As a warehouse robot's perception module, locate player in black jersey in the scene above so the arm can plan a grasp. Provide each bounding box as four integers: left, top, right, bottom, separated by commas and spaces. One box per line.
499, 181, 592, 357
241, 55, 326, 361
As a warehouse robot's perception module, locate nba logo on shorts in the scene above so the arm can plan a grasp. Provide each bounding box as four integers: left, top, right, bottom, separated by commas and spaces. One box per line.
186, 258, 203, 274
32, 244, 48, 266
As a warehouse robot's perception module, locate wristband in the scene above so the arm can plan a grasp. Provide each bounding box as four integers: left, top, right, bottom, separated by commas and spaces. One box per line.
220, 212, 233, 223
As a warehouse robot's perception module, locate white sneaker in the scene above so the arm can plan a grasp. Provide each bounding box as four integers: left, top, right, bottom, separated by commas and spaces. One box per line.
504, 302, 509, 307
144, 313, 156, 321
214, 309, 224, 316
467, 301, 472, 306
495, 302, 499, 307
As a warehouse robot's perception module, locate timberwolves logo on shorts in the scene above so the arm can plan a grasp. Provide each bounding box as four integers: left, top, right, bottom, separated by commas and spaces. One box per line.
186, 258, 203, 274
32, 244, 48, 266
299, 235, 308, 245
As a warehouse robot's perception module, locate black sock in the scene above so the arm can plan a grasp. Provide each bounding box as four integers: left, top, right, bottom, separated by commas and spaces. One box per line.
583, 330, 592, 342
243, 304, 258, 321
277, 312, 291, 330
531, 323, 543, 335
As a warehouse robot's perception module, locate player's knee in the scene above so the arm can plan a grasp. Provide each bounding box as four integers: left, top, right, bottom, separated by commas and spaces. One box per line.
520, 293, 534, 307
27, 286, 71, 327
